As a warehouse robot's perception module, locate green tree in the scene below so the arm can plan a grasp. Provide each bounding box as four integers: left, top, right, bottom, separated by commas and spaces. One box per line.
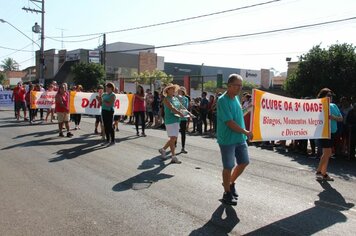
0, 72, 5, 85
284, 43, 356, 98
201, 80, 258, 93
1, 57, 18, 71
71, 62, 106, 91
132, 69, 173, 88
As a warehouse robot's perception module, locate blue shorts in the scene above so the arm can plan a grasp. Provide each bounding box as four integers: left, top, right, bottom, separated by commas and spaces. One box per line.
219, 142, 249, 170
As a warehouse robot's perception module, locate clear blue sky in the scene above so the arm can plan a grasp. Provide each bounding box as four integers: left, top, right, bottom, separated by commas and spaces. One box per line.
1, 0, 356, 74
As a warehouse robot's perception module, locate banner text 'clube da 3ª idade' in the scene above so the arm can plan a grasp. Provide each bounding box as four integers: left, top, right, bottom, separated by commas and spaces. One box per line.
250, 89, 330, 142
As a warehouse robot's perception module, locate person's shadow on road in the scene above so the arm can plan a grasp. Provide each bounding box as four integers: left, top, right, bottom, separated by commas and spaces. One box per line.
189, 204, 240, 236
245, 181, 354, 235
48, 138, 107, 162
112, 156, 173, 192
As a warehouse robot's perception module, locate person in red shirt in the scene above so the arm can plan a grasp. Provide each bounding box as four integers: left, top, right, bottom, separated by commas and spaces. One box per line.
55, 84, 73, 137
12, 82, 27, 121
133, 85, 146, 136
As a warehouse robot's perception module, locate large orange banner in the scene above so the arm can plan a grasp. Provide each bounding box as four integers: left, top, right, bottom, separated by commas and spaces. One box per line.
251, 89, 330, 142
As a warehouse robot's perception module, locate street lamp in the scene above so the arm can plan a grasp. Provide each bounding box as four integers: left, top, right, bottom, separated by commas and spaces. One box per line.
1, 19, 45, 84
0, 19, 40, 48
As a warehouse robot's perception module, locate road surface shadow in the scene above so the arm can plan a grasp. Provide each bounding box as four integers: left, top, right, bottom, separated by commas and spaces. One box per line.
266, 146, 356, 180
13, 129, 58, 139
190, 204, 240, 236
116, 134, 140, 142
244, 181, 354, 235
112, 156, 173, 192
0, 120, 54, 128
49, 139, 107, 162
1, 134, 101, 151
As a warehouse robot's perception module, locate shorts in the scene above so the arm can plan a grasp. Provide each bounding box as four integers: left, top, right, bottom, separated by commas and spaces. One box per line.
114, 115, 120, 121
95, 115, 102, 123
57, 112, 69, 123
15, 101, 26, 111
166, 122, 179, 137
219, 142, 250, 170
319, 133, 336, 148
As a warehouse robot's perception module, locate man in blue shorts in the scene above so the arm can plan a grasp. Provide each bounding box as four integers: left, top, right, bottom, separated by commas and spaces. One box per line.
217, 74, 253, 205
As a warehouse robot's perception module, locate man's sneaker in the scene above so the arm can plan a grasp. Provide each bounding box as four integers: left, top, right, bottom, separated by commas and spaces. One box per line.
67, 132, 73, 137
109, 141, 116, 146
59, 132, 64, 137
323, 174, 334, 181
159, 148, 166, 159
316, 171, 323, 181
181, 148, 188, 154
221, 192, 237, 206
171, 156, 182, 164
230, 183, 239, 199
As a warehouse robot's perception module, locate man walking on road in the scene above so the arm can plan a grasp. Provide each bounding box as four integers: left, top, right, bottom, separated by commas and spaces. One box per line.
217, 74, 253, 206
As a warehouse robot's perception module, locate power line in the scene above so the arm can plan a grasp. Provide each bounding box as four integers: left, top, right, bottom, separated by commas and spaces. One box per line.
162, 48, 305, 56
107, 16, 356, 53
46, 35, 101, 43
18, 56, 35, 64
48, 0, 283, 39
0, 44, 34, 52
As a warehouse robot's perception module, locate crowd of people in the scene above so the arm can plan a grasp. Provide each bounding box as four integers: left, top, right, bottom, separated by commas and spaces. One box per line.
9, 79, 356, 162
6, 76, 356, 205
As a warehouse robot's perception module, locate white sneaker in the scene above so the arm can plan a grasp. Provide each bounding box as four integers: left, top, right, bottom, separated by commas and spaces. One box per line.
159, 148, 166, 159
171, 156, 182, 164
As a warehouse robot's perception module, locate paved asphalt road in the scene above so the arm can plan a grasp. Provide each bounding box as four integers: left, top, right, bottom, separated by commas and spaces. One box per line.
0, 110, 356, 236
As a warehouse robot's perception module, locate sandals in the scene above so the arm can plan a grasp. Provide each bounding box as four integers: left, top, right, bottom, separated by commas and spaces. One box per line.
316, 171, 334, 181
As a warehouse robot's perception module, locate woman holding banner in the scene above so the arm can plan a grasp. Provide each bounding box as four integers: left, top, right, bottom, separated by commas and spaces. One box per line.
73, 85, 83, 130
45, 84, 55, 123
25, 84, 36, 124
133, 85, 146, 137
55, 84, 73, 138
316, 88, 343, 181
101, 82, 116, 145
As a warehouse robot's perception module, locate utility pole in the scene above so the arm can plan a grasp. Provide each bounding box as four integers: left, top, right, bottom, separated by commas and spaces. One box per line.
103, 34, 106, 70
23, 0, 45, 85
102, 34, 106, 79
201, 63, 204, 94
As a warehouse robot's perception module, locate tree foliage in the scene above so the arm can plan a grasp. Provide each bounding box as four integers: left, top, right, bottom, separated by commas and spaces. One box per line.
132, 70, 173, 85
284, 43, 356, 98
71, 62, 106, 91
0, 58, 18, 71
0, 72, 5, 84
201, 80, 258, 93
